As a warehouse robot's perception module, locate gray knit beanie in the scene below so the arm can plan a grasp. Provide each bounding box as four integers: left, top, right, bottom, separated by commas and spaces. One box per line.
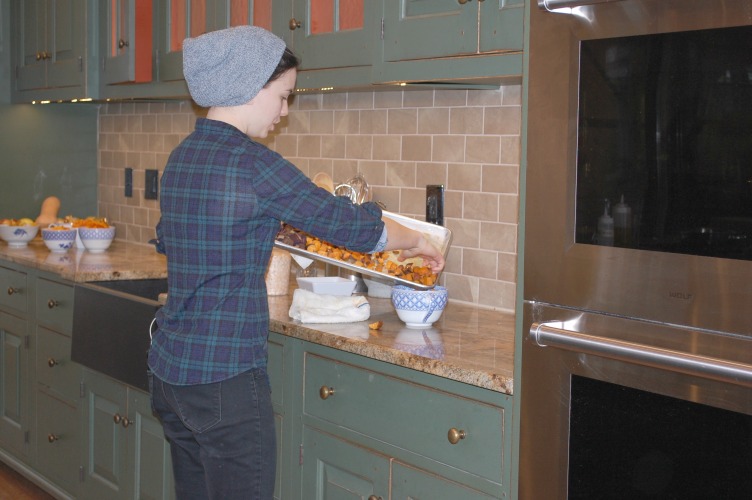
182, 26, 287, 108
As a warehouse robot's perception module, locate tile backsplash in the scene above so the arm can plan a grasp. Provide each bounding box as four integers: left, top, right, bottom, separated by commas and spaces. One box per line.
98, 86, 521, 311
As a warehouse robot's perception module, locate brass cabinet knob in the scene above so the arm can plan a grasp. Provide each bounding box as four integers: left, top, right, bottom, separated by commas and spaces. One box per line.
48, 434, 59, 443
118, 38, 129, 49
7, 287, 18, 295
47, 358, 58, 368
47, 299, 58, 309
289, 18, 302, 30
121, 417, 131, 428
319, 386, 335, 400
368, 496, 383, 500
113, 413, 122, 424
447, 427, 466, 444
458, 0, 471, 4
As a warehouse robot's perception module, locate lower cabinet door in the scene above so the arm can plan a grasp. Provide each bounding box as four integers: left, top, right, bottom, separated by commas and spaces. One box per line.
302, 427, 390, 500
128, 390, 175, 500
0, 312, 30, 460
392, 462, 499, 500
36, 391, 80, 495
81, 371, 129, 499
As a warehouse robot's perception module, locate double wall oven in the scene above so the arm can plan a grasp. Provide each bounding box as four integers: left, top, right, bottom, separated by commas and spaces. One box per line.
521, 0, 752, 497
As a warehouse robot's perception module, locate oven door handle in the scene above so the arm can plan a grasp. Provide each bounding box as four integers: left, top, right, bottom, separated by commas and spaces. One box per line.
538, 0, 625, 11
531, 322, 752, 387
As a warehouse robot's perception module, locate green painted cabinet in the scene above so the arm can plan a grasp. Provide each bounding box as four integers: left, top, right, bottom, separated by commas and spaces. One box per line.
0, 264, 32, 463
80, 369, 175, 500
11, 0, 88, 101
300, 345, 512, 499
99, 0, 154, 86
34, 275, 82, 497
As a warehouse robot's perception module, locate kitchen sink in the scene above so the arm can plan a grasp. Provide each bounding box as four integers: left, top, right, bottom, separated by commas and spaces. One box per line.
71, 279, 167, 391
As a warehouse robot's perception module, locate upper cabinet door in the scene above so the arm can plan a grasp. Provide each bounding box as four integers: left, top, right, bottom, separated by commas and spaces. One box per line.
157, 0, 212, 82
216, 0, 274, 31
14, 0, 86, 93
382, 0, 523, 63
101, 0, 154, 85
289, 0, 371, 71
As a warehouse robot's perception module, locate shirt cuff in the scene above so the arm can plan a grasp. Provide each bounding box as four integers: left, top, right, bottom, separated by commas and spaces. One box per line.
371, 226, 388, 253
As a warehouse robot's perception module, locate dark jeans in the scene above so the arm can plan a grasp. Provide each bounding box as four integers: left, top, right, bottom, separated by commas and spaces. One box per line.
150, 368, 276, 500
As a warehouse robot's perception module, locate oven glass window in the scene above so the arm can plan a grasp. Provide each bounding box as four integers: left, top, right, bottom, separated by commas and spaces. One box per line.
575, 26, 752, 260
569, 376, 752, 498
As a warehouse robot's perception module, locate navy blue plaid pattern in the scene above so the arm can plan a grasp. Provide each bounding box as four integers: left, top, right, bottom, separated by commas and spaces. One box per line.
149, 118, 383, 385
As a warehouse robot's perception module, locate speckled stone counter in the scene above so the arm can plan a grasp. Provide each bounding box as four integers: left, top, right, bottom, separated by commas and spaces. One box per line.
1, 239, 515, 395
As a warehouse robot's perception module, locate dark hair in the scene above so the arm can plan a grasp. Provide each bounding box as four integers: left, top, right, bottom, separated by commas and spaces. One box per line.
266, 48, 300, 85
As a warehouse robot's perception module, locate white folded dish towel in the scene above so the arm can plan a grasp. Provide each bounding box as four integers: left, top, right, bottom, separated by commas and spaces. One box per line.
289, 288, 370, 323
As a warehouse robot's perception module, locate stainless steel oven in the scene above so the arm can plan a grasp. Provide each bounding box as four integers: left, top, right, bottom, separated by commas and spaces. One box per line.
521, 1, 752, 497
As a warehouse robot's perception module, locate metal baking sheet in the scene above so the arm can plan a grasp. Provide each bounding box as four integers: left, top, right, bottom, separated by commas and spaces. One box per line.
274, 211, 452, 290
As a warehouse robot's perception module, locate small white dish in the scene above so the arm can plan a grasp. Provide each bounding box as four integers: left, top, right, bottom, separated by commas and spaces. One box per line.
296, 276, 357, 296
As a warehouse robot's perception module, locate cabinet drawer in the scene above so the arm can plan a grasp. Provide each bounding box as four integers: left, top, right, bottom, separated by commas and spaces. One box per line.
36, 278, 74, 334
0, 266, 28, 313
37, 326, 81, 401
303, 353, 504, 483
36, 391, 81, 495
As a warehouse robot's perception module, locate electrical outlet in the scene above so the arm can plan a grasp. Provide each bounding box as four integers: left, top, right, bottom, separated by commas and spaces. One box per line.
124, 168, 133, 198
426, 184, 444, 225
145, 169, 159, 200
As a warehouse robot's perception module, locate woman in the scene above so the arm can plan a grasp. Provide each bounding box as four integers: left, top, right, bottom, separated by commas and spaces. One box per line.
148, 26, 445, 499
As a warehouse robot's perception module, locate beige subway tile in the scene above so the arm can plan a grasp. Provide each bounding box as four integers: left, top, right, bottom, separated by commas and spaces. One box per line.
357, 161, 387, 185
120, 102, 135, 114
467, 88, 503, 107
466, 135, 500, 164
373, 186, 400, 212
344, 135, 372, 159
448, 163, 481, 191
403, 90, 434, 108
359, 109, 387, 135
347, 92, 374, 110
322, 92, 347, 110
142, 114, 157, 134
444, 248, 462, 275
480, 221, 517, 253
416, 162, 447, 188
387, 109, 418, 135
498, 194, 519, 224
386, 161, 416, 188
163, 134, 182, 153
287, 110, 311, 134
274, 135, 298, 157
464, 193, 499, 222
446, 218, 480, 247
294, 93, 322, 111
499, 136, 521, 165
374, 91, 403, 108
444, 191, 462, 219
148, 133, 164, 153
333, 110, 360, 135
311, 111, 334, 134
478, 279, 515, 312
484, 106, 521, 136
156, 114, 172, 134
172, 113, 192, 134
418, 108, 449, 134
450, 107, 483, 135
332, 159, 359, 184
434, 89, 468, 107
444, 273, 478, 303
372, 136, 401, 161
496, 252, 517, 283
502, 84, 522, 106
401, 135, 431, 161
482, 164, 518, 194
462, 248, 497, 278
321, 135, 346, 158
400, 187, 425, 216
432, 135, 465, 163
298, 135, 322, 157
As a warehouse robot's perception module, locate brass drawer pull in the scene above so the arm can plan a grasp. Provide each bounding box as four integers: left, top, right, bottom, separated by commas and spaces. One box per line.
368, 496, 383, 500
47, 358, 58, 368
113, 413, 122, 424
118, 38, 129, 49
319, 386, 335, 400
447, 427, 466, 444
48, 299, 59, 309
121, 417, 131, 428
289, 18, 302, 30
7, 286, 19, 295
48, 434, 59, 443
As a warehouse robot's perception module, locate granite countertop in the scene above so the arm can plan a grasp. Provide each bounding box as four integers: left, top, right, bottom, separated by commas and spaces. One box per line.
0, 239, 515, 395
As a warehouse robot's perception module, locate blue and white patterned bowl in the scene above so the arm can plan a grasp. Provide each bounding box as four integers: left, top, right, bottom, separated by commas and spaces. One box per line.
391, 285, 448, 328
78, 226, 116, 253
0, 224, 39, 248
42, 227, 77, 253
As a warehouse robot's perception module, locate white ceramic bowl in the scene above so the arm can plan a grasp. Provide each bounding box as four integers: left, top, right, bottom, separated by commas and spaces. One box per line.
363, 276, 393, 298
42, 227, 77, 253
0, 224, 39, 248
391, 285, 448, 328
78, 226, 116, 253
297, 276, 357, 296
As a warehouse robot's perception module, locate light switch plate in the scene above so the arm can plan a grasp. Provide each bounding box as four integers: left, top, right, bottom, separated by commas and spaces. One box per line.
426, 184, 444, 226
145, 169, 159, 200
